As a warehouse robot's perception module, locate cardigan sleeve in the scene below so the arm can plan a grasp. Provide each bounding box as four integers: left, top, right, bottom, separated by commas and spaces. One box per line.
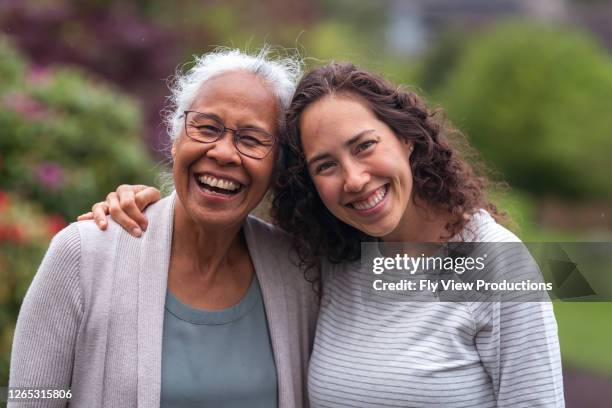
8, 223, 84, 407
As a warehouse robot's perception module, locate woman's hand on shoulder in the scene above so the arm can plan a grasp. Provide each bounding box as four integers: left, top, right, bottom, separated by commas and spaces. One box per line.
77, 184, 161, 237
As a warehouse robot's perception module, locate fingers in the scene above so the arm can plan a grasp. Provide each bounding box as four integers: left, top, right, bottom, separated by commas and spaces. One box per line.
134, 186, 162, 212
116, 186, 149, 233
80, 184, 160, 238
92, 202, 109, 230
77, 212, 94, 221
107, 191, 142, 237
116, 184, 161, 233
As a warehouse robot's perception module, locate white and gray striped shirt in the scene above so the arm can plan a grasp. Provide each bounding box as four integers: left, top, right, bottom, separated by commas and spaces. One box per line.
309, 211, 564, 407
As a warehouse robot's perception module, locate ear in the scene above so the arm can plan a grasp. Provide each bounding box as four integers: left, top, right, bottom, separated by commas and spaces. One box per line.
402, 138, 414, 156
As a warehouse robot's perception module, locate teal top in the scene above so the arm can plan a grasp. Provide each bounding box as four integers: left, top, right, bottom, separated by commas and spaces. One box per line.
160, 276, 278, 407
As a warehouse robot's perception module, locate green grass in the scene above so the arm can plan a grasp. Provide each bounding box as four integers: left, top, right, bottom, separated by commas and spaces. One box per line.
554, 301, 612, 375
494, 190, 612, 374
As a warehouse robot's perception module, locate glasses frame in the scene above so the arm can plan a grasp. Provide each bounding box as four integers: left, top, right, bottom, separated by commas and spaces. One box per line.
182, 110, 277, 160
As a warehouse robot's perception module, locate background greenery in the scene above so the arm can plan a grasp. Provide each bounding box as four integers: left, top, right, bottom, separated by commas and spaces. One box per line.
0, 36, 155, 387
1, 0, 611, 403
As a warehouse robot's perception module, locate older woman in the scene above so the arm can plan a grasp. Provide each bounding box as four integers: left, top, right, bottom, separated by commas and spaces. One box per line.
82, 63, 564, 406
8, 50, 317, 408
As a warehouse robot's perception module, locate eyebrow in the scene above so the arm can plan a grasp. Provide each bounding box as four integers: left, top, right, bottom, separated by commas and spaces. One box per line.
189, 111, 271, 133
306, 129, 376, 167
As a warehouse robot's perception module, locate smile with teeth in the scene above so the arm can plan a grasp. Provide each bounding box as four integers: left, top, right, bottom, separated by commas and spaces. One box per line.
350, 184, 388, 211
196, 174, 242, 194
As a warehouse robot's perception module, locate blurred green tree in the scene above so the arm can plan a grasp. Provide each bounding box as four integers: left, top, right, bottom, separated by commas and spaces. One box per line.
0, 35, 157, 387
0, 36, 156, 220
435, 22, 612, 198
0, 191, 54, 388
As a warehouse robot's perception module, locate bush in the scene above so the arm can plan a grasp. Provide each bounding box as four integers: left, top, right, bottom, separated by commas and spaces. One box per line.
0, 36, 156, 387
0, 36, 156, 220
0, 190, 65, 386
435, 22, 612, 198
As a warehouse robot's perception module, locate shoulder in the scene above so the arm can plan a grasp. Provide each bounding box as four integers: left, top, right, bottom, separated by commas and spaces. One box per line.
244, 215, 296, 261
458, 209, 521, 243
43, 222, 82, 272
142, 193, 175, 219
245, 214, 292, 242
244, 215, 314, 289
74, 193, 174, 251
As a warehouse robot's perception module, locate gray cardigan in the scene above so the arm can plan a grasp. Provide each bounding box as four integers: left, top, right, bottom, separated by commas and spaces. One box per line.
9, 194, 318, 407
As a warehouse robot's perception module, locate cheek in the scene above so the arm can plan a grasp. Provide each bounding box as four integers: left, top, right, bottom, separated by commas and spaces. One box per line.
245, 160, 275, 193
173, 138, 202, 167
171, 145, 189, 179
377, 151, 412, 183
313, 177, 342, 209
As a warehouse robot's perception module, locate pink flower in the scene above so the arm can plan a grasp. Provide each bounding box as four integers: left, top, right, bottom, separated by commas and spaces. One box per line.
26, 66, 51, 86
2, 91, 50, 121
36, 162, 64, 191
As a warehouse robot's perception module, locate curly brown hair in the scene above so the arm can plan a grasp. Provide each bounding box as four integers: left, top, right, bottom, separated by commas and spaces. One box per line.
271, 62, 506, 288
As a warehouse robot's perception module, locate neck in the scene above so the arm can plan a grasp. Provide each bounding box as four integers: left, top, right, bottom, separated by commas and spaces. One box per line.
171, 199, 246, 283
382, 197, 453, 243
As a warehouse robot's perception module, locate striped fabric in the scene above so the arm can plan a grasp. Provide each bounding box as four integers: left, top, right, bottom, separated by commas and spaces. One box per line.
308, 211, 564, 407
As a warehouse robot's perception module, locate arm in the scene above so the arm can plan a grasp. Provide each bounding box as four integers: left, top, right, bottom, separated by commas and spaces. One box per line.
77, 184, 161, 237
8, 225, 84, 407
472, 300, 565, 407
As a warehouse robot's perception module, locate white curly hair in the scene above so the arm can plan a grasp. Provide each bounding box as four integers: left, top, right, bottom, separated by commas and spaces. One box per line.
164, 47, 302, 140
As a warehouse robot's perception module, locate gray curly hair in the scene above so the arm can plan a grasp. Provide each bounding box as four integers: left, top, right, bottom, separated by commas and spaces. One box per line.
164, 47, 302, 140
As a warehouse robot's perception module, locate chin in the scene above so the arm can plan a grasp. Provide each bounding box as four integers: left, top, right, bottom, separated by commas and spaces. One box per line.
363, 227, 393, 238
190, 205, 246, 226
348, 220, 396, 238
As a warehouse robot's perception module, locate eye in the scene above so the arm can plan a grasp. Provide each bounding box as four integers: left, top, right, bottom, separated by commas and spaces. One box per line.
239, 135, 264, 147
355, 140, 377, 153
315, 161, 336, 174
238, 129, 273, 147
195, 124, 221, 136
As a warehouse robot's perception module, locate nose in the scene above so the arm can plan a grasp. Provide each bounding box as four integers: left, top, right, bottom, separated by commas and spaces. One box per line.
206, 130, 241, 166
342, 162, 370, 193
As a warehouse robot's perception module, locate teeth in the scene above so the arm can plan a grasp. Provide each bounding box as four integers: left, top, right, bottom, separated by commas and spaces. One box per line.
198, 175, 241, 191
352, 186, 387, 210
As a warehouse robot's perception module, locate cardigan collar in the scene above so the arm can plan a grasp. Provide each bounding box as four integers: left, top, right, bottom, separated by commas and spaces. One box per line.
136, 192, 292, 407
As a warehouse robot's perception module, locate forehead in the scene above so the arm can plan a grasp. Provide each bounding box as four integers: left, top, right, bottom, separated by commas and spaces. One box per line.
190, 70, 279, 128
300, 94, 380, 152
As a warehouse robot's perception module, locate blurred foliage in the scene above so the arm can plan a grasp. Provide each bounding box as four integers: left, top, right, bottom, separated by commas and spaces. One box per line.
0, 36, 155, 220
0, 191, 63, 387
0, 36, 155, 386
0, 0, 417, 152
0, 0, 182, 154
432, 22, 612, 199
415, 29, 471, 98
554, 302, 612, 376
0, 36, 26, 88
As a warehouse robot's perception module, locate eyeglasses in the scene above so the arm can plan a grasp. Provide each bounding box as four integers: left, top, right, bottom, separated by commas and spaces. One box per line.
182, 110, 276, 159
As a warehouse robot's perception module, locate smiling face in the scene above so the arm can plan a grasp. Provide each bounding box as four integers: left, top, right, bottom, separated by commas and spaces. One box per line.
172, 70, 278, 229
300, 94, 414, 237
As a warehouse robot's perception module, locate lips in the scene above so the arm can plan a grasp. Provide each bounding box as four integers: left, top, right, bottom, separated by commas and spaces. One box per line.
347, 184, 389, 210
194, 172, 244, 195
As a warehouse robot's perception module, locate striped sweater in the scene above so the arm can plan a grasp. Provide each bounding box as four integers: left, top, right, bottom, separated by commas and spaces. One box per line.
308, 211, 564, 407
